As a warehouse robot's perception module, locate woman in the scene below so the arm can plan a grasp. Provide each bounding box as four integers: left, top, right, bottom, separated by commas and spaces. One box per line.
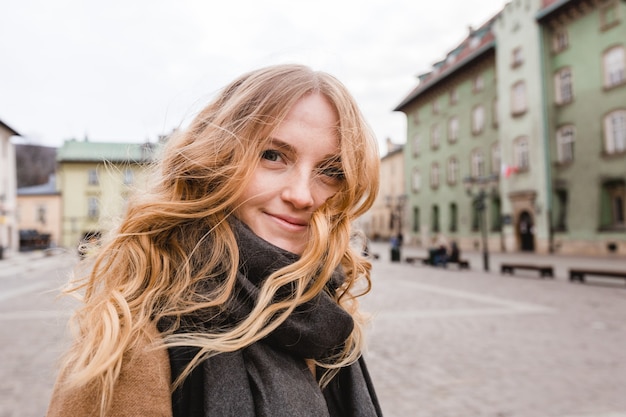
47, 64, 382, 417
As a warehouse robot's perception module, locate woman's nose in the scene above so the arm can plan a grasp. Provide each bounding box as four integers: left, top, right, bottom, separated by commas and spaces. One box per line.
281, 170, 315, 209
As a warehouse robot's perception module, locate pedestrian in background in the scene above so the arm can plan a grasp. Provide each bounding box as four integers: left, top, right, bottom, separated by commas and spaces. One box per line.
47, 64, 383, 417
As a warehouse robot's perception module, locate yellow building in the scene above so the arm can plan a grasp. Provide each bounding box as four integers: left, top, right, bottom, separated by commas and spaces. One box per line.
56, 139, 159, 249
369, 138, 407, 242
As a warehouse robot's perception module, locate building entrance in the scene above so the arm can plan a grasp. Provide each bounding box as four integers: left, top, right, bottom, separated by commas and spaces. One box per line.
518, 211, 535, 252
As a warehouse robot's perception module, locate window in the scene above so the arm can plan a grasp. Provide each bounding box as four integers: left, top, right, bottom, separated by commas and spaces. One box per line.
603, 45, 625, 88
411, 168, 421, 192
88, 197, 99, 219
604, 110, 626, 154
448, 117, 459, 143
473, 74, 484, 92
492, 98, 499, 127
556, 125, 575, 163
37, 205, 46, 225
511, 81, 527, 115
472, 105, 485, 134
514, 136, 530, 171
88, 169, 99, 185
491, 197, 502, 232
552, 28, 569, 53
430, 162, 440, 189
449, 203, 458, 232
450, 88, 458, 105
447, 157, 459, 185
554, 189, 568, 232
512, 47, 523, 67
123, 168, 134, 185
431, 205, 440, 233
601, 180, 625, 230
432, 98, 440, 114
412, 110, 420, 126
554, 67, 573, 105
491, 143, 501, 175
600, 0, 620, 30
431, 124, 441, 149
412, 207, 420, 233
471, 149, 485, 178
471, 203, 480, 232
412, 133, 421, 157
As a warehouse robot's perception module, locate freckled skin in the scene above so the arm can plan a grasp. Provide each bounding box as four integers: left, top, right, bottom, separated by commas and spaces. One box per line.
234, 93, 342, 254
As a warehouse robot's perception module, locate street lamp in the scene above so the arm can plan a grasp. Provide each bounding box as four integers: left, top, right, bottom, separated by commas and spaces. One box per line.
463, 174, 498, 272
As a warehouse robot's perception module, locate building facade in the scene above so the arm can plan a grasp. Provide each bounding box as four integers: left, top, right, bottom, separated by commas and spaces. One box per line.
369, 138, 406, 241
56, 140, 159, 249
538, 0, 626, 254
395, 0, 626, 255
17, 175, 62, 248
395, 16, 502, 252
0, 120, 20, 256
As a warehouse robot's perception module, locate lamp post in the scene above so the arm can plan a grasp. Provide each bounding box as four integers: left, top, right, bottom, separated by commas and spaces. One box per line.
463, 174, 498, 272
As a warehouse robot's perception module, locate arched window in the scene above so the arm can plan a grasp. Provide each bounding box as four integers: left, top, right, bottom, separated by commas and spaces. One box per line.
556, 125, 575, 163
604, 110, 626, 154
472, 105, 485, 134
447, 157, 459, 185
603, 45, 625, 88
513, 136, 530, 171
430, 162, 440, 189
448, 116, 459, 142
554, 67, 573, 104
471, 149, 485, 178
411, 168, 421, 192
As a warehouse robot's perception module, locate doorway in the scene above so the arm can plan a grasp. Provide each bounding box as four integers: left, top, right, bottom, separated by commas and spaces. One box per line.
518, 211, 535, 252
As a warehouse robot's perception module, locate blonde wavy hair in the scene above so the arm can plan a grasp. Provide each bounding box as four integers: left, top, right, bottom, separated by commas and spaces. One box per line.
60, 64, 380, 415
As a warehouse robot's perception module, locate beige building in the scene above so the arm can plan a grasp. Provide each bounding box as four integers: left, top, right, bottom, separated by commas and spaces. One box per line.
0, 120, 20, 257
56, 139, 159, 249
368, 138, 407, 242
17, 175, 62, 248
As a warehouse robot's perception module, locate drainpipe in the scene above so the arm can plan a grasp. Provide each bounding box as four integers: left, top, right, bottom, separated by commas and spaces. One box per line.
538, 23, 554, 253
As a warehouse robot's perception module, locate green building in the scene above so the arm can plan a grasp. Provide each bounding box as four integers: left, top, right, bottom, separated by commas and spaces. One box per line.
395, 0, 625, 256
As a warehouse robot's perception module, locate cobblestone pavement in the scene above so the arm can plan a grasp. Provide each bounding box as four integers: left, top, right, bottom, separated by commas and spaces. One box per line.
362, 243, 626, 417
1, 246, 625, 417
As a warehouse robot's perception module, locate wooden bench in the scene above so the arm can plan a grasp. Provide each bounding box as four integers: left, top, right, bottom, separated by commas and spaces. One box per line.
406, 256, 469, 269
501, 263, 554, 278
405, 256, 427, 264
569, 269, 626, 284
447, 259, 470, 269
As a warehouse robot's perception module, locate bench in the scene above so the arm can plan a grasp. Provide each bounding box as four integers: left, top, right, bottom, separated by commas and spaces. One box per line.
405, 256, 427, 264
501, 263, 554, 278
405, 256, 469, 269
569, 269, 626, 284
447, 259, 470, 269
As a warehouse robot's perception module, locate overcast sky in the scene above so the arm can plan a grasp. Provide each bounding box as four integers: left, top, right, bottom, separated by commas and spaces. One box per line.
1, 0, 502, 152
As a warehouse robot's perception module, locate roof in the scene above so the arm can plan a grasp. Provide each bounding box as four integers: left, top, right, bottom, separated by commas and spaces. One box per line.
0, 119, 20, 136
394, 13, 500, 112
17, 175, 59, 196
536, 0, 574, 21
57, 140, 159, 163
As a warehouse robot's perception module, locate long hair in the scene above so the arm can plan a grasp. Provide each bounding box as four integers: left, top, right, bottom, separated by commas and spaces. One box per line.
59, 64, 380, 415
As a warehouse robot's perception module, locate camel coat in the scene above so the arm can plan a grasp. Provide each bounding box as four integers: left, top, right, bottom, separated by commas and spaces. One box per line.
47, 326, 173, 417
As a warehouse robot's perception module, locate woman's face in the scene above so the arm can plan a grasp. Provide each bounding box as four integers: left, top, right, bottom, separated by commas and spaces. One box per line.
234, 93, 343, 254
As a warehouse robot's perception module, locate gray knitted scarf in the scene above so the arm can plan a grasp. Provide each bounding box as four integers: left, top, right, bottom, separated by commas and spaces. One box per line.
163, 219, 383, 417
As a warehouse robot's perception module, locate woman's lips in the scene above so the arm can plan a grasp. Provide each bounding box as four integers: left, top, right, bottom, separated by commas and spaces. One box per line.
267, 213, 308, 229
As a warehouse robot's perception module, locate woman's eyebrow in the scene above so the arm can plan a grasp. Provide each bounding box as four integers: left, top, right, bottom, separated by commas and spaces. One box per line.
267, 138, 296, 154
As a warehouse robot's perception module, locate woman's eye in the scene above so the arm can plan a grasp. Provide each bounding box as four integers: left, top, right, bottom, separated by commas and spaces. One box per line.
261, 150, 282, 162
320, 165, 345, 181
